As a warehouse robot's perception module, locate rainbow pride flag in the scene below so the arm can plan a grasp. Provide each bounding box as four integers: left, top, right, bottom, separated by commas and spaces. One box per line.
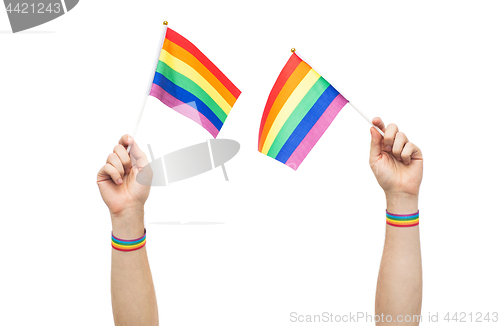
258, 52, 348, 170
149, 28, 241, 137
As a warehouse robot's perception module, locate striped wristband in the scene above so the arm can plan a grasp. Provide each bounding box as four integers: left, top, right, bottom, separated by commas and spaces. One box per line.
386, 210, 419, 227
111, 229, 146, 252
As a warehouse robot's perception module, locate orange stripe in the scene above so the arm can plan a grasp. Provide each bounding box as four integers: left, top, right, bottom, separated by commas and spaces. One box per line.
386, 219, 419, 227
112, 239, 146, 250
387, 221, 419, 227
164, 28, 241, 99
112, 243, 146, 251
164, 40, 237, 107
258, 61, 312, 151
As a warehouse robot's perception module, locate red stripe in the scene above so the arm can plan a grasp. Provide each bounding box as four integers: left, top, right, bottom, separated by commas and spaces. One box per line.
112, 243, 146, 252
165, 28, 241, 100
257, 53, 302, 148
386, 221, 419, 228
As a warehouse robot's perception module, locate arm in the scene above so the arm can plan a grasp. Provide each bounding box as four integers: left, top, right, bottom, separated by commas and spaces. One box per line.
369, 118, 423, 326
97, 135, 158, 326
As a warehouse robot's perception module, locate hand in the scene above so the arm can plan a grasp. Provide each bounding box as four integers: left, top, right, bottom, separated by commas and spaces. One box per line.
369, 118, 423, 202
97, 135, 152, 222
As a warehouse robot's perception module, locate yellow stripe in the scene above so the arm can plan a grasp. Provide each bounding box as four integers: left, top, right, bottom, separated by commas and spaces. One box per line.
386, 218, 419, 225
159, 50, 232, 115
112, 239, 146, 250
261, 69, 321, 154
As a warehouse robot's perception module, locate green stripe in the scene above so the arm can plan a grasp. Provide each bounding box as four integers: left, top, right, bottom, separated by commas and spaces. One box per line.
267, 77, 331, 158
156, 60, 227, 122
386, 216, 419, 222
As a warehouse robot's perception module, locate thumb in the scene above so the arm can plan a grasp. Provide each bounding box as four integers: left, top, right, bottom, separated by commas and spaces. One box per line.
128, 139, 149, 171
369, 127, 383, 163
119, 135, 149, 170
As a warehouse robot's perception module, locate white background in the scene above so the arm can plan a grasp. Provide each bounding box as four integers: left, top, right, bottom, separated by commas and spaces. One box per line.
1, 1, 499, 325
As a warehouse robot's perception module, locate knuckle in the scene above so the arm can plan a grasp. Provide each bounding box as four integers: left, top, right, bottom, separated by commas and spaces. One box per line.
105, 163, 115, 172
107, 153, 116, 162
110, 170, 119, 179
123, 154, 131, 165
103, 164, 116, 178
108, 166, 120, 178
387, 125, 399, 135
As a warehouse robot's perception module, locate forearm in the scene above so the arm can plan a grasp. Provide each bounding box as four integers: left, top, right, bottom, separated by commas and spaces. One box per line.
111, 211, 158, 326
375, 194, 422, 326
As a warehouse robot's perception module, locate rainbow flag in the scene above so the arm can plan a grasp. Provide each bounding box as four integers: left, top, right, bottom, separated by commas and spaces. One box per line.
149, 28, 241, 137
258, 52, 349, 170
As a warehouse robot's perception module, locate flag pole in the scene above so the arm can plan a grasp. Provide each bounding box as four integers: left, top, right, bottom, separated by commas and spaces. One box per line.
207, 138, 230, 181
292, 49, 384, 136
130, 21, 169, 143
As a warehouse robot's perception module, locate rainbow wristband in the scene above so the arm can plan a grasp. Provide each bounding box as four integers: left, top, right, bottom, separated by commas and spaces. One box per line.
386, 210, 419, 227
112, 229, 146, 252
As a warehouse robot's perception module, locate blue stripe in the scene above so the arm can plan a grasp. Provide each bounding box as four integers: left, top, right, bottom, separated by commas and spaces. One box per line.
275, 86, 339, 163
386, 213, 419, 220
112, 235, 146, 245
152, 72, 223, 130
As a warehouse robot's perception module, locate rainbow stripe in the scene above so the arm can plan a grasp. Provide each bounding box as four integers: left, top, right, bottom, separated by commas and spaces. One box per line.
386, 211, 420, 227
112, 230, 146, 252
150, 28, 241, 137
258, 53, 348, 170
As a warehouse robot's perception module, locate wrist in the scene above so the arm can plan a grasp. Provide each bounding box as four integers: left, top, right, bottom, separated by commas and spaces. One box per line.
111, 207, 145, 239
385, 192, 419, 214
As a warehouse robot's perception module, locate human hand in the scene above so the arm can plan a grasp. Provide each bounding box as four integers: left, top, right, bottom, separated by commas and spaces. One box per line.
97, 135, 152, 234
369, 118, 423, 212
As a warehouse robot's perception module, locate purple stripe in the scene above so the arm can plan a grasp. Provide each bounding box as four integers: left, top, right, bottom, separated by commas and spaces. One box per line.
150, 84, 220, 137
285, 94, 348, 170
111, 229, 146, 242
386, 210, 420, 217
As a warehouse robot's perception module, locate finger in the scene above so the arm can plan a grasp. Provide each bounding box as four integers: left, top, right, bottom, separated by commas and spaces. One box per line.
118, 134, 137, 166
106, 153, 125, 179
113, 145, 132, 174
369, 126, 383, 162
118, 135, 149, 170
383, 123, 399, 151
97, 163, 123, 185
372, 117, 386, 133
392, 132, 409, 161
118, 134, 132, 149
401, 142, 423, 164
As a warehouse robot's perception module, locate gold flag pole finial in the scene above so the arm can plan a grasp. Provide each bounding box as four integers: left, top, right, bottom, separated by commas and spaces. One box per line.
291, 48, 296, 53
163, 21, 168, 25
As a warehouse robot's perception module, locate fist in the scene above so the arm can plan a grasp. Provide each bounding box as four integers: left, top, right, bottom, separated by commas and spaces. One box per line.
369, 118, 423, 197
97, 135, 152, 218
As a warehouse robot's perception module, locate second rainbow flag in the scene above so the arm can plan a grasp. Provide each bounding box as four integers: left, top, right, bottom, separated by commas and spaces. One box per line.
258, 52, 348, 170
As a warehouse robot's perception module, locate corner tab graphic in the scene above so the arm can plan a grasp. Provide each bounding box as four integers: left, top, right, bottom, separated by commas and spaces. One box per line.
3, 0, 79, 33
